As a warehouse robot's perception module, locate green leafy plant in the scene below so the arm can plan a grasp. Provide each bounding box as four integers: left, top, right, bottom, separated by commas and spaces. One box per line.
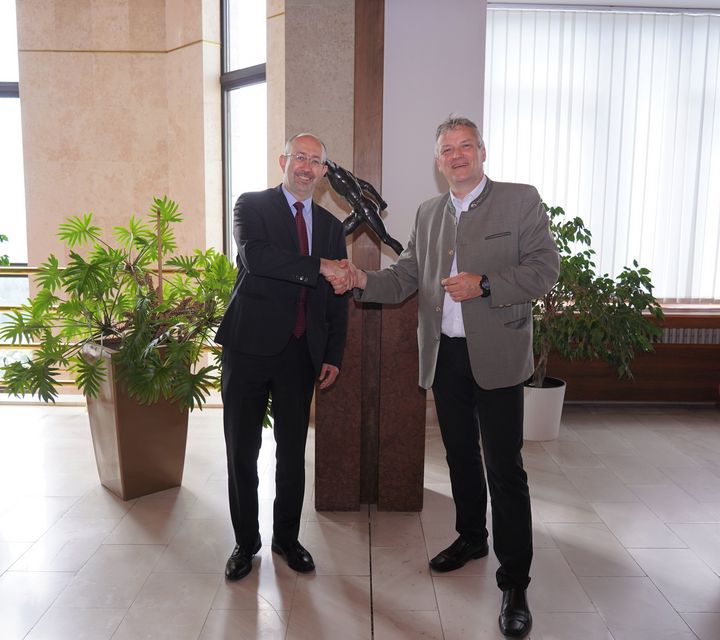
0, 233, 8, 266
0, 196, 237, 410
531, 204, 664, 388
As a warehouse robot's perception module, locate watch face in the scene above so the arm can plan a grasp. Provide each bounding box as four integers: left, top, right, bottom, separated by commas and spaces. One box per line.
480, 275, 490, 296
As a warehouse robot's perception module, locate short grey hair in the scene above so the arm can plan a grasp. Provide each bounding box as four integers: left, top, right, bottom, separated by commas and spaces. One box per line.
435, 115, 484, 157
284, 132, 328, 162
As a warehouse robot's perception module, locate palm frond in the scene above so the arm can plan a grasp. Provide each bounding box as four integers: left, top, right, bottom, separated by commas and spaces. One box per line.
35, 254, 63, 291
57, 213, 102, 247
70, 353, 107, 397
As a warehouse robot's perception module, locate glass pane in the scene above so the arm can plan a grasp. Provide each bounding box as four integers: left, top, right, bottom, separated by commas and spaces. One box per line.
227, 0, 266, 70
0, 99, 27, 264
0, 0, 19, 81
0, 278, 29, 306
227, 82, 267, 256
228, 81, 267, 202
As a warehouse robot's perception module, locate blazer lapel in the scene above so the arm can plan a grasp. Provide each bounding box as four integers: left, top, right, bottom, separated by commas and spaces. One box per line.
310, 201, 324, 256
272, 184, 301, 251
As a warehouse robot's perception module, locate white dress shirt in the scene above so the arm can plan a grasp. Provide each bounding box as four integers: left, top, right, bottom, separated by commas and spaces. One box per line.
441, 175, 488, 338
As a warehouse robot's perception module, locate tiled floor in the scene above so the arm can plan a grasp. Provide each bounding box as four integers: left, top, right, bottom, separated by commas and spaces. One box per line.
1, 401, 720, 639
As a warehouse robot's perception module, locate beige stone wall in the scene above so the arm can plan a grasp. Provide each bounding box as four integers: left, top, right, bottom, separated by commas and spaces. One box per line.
16, 0, 221, 268
267, 0, 355, 223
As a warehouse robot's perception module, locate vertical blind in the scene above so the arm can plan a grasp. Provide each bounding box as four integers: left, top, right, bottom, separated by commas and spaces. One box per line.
484, 8, 720, 303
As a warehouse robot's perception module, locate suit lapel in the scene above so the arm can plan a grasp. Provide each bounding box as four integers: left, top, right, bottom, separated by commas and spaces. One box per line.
272, 184, 301, 252
310, 201, 324, 256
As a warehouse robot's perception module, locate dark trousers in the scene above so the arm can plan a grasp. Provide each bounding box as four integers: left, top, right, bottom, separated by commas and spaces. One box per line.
221, 335, 315, 549
432, 335, 533, 590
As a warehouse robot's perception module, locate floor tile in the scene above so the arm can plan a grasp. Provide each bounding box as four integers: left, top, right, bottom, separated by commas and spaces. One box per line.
284, 575, 371, 640
580, 576, 697, 639
372, 610, 444, 640
531, 611, 614, 639
598, 453, 668, 484
154, 518, 235, 573
669, 522, 720, 575
542, 440, 605, 468
370, 511, 424, 548
371, 545, 437, 611
26, 606, 125, 640
0, 540, 31, 573
546, 522, 644, 577
433, 574, 507, 640
563, 466, 639, 502
592, 501, 686, 548
529, 548, 595, 612
529, 470, 602, 523
54, 544, 164, 609
11, 516, 119, 572
0, 496, 79, 542
629, 548, 720, 613
302, 519, 369, 576
681, 613, 720, 640
629, 482, 719, 523
0, 571, 74, 640
198, 609, 287, 639
112, 608, 213, 640
211, 556, 297, 612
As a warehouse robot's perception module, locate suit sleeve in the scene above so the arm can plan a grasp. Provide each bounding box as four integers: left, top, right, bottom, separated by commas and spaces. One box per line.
321, 219, 349, 368
355, 209, 420, 304
234, 192, 321, 287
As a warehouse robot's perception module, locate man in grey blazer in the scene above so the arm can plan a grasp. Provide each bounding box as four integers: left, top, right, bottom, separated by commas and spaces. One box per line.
332, 116, 559, 638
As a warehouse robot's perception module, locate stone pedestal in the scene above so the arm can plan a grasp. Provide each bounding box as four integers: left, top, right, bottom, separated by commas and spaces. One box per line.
314, 290, 426, 512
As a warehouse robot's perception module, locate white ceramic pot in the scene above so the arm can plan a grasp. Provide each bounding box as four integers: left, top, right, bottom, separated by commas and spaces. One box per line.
523, 377, 566, 441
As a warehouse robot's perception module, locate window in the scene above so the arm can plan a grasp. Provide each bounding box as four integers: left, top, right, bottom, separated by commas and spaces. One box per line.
1, 0, 28, 370
221, 0, 267, 258
484, 6, 720, 303
0, 0, 28, 307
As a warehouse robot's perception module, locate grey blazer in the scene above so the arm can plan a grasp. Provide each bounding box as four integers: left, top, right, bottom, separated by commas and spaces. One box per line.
358, 178, 559, 390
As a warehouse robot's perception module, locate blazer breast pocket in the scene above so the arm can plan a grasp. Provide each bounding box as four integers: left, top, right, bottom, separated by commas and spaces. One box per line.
485, 231, 511, 240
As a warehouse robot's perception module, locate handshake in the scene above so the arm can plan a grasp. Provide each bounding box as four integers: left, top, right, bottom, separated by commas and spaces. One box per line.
319, 258, 367, 295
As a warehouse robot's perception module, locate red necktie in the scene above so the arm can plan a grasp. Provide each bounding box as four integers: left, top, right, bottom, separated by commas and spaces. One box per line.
293, 201, 308, 337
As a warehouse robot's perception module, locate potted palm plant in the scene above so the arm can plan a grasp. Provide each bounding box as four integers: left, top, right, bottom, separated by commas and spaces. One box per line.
525, 204, 664, 440
0, 196, 237, 498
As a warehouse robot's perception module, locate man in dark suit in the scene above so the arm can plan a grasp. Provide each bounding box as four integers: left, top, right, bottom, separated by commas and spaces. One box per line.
330, 116, 559, 638
215, 132, 349, 580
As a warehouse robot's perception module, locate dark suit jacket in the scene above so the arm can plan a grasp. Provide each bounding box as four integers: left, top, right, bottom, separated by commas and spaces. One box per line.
215, 185, 348, 374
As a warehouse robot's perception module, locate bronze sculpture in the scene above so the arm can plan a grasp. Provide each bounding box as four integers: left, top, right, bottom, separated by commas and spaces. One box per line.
324, 159, 403, 255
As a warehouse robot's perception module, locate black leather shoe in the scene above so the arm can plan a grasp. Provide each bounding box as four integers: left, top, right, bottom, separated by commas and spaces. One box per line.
429, 536, 489, 572
271, 537, 315, 573
225, 536, 262, 581
499, 588, 532, 637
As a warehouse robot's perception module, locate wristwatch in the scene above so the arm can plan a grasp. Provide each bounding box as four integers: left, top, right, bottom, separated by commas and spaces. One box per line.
480, 274, 491, 298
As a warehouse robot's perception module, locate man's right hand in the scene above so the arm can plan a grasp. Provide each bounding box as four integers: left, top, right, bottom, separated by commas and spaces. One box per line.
320, 259, 366, 294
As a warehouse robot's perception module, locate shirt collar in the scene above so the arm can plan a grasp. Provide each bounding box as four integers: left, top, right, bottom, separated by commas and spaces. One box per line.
450, 175, 488, 215
281, 186, 312, 214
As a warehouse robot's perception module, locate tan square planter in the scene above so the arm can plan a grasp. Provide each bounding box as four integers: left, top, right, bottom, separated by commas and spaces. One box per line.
83, 344, 189, 500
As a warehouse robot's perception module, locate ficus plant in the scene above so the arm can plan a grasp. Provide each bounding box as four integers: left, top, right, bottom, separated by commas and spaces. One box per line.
531, 204, 664, 388
1, 196, 238, 411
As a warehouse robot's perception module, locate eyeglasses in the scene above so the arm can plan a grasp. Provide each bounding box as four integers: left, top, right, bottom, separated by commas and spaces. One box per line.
284, 152, 324, 168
